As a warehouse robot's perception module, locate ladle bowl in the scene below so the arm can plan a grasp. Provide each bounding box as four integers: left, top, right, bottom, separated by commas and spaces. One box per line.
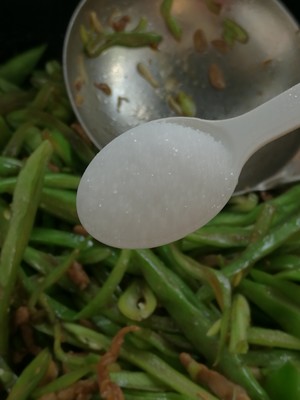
63, 0, 300, 192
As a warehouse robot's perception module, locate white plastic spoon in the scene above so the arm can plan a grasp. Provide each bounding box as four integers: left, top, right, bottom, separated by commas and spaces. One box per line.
77, 83, 300, 249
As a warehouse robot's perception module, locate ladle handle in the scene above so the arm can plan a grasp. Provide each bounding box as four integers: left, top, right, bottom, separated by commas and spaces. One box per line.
223, 83, 300, 169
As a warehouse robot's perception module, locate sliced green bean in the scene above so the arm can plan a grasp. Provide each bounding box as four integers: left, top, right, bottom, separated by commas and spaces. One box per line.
0, 91, 34, 115
85, 31, 163, 57
74, 249, 131, 319
160, 0, 182, 41
7, 349, 51, 400
40, 187, 79, 224
135, 249, 269, 400
0, 173, 80, 193
248, 327, 300, 350
0, 45, 47, 84
32, 365, 92, 398
111, 371, 168, 391
0, 115, 12, 150
0, 140, 53, 357
251, 269, 300, 308
118, 279, 157, 321
240, 279, 300, 338
185, 225, 252, 248
29, 249, 79, 309
30, 227, 90, 248
229, 294, 250, 354
0, 356, 18, 392
0, 156, 22, 176
2, 123, 40, 157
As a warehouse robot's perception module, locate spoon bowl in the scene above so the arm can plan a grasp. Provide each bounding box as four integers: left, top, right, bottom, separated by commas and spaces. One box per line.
63, 0, 300, 192
77, 83, 300, 248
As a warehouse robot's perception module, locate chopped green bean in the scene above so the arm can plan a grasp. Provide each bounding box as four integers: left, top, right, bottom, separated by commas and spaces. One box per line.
0, 140, 52, 357
161, 0, 182, 41
6, 349, 51, 400
0, 45, 47, 84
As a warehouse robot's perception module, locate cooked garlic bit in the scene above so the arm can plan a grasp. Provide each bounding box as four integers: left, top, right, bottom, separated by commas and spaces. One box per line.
137, 62, 159, 88
89, 11, 104, 33
193, 29, 208, 54
94, 82, 112, 95
208, 63, 226, 90
211, 38, 229, 54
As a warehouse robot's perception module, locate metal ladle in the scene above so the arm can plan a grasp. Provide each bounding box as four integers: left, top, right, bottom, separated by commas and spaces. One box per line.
63, 0, 300, 193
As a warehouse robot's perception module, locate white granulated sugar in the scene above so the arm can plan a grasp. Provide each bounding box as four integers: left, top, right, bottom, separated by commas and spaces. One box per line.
77, 121, 237, 248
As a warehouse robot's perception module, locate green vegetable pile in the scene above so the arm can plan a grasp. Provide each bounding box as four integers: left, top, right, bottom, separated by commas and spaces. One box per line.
1, 46, 300, 400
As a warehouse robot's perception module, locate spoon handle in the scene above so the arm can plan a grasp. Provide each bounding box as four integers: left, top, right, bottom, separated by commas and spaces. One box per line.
222, 83, 300, 169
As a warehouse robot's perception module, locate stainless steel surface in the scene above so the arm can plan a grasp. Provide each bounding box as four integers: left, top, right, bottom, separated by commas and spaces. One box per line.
63, 0, 300, 192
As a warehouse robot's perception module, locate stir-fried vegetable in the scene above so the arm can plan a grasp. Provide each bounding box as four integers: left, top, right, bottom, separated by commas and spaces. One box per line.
1, 46, 300, 400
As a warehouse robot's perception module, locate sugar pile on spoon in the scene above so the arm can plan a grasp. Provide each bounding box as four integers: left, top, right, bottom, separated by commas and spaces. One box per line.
77, 121, 237, 248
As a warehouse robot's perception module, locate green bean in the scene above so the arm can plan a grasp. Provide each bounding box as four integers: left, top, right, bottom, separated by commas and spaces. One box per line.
74, 249, 131, 319
0, 156, 22, 176
222, 210, 300, 281
85, 31, 163, 57
0, 77, 22, 93
32, 365, 92, 398
0, 140, 52, 357
6, 348, 51, 400
160, 0, 182, 41
175, 91, 196, 117
0, 173, 80, 193
118, 279, 157, 321
229, 294, 250, 354
209, 184, 300, 227
53, 324, 100, 369
41, 295, 78, 321
156, 245, 199, 290
45, 129, 74, 167
251, 269, 300, 307
29, 249, 80, 309
23, 246, 58, 275
135, 328, 180, 361
0, 200, 10, 246
240, 279, 300, 338
40, 187, 79, 224
78, 245, 115, 264
0, 115, 12, 150
122, 349, 217, 399
0, 91, 34, 115
0, 45, 47, 84
63, 322, 110, 350
263, 253, 300, 273
135, 249, 269, 400
2, 123, 40, 157
241, 349, 300, 370
162, 243, 231, 312
31, 80, 56, 110
123, 392, 192, 400
64, 323, 217, 400
228, 193, 259, 212
275, 268, 300, 281
26, 108, 97, 166
222, 18, 249, 46
248, 327, 300, 350
250, 203, 276, 242
29, 227, 90, 248
110, 371, 168, 391
185, 225, 252, 248
0, 357, 18, 391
